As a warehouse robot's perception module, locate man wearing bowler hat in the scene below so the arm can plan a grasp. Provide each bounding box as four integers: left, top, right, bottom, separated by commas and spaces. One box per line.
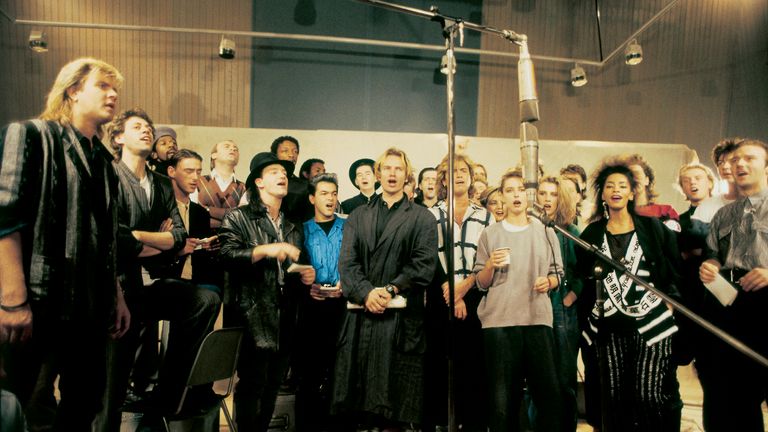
341, 158, 380, 214
219, 152, 316, 431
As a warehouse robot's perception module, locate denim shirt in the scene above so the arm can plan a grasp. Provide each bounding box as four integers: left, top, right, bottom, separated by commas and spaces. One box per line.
304, 216, 346, 285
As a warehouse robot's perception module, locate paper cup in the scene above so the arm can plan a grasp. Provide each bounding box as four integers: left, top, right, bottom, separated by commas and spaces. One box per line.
495, 247, 511, 266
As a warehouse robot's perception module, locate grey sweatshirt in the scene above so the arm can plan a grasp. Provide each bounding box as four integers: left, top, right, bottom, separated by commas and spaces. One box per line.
472, 219, 563, 329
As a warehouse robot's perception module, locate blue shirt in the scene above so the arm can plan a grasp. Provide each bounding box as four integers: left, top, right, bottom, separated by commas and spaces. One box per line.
303, 216, 346, 285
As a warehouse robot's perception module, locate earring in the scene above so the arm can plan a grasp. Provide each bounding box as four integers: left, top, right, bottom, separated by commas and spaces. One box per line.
602, 201, 610, 219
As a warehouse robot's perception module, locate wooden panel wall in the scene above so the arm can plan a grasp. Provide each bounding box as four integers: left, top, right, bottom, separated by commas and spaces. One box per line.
0, 0, 252, 128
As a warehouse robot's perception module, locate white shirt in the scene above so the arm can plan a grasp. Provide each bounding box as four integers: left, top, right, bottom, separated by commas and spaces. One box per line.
692, 194, 735, 223
190, 168, 237, 204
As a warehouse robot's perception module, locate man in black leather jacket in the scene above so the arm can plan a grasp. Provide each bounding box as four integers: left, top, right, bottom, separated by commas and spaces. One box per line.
219, 152, 315, 431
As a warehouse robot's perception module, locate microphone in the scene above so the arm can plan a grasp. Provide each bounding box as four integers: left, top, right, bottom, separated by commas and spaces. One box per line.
526, 202, 553, 227
520, 122, 540, 207
518, 40, 540, 123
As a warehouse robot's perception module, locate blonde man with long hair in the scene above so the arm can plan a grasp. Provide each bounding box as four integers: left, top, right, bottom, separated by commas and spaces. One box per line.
0, 58, 128, 430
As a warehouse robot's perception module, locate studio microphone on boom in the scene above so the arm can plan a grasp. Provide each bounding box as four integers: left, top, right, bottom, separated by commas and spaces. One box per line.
526, 202, 552, 227
520, 122, 540, 207
518, 40, 539, 123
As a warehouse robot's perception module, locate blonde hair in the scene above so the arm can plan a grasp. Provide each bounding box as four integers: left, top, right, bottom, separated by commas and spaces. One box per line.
435, 153, 476, 200
677, 163, 715, 198
374, 147, 413, 178
538, 176, 577, 227
39, 58, 124, 125
499, 168, 524, 190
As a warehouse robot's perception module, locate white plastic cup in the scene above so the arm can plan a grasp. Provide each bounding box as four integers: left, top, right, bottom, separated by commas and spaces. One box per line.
494, 247, 511, 285
496, 247, 512, 266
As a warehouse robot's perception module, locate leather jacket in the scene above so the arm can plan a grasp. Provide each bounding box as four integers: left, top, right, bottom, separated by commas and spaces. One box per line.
218, 201, 307, 350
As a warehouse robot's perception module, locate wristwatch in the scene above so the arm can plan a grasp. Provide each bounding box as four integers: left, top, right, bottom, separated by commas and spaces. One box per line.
384, 284, 397, 298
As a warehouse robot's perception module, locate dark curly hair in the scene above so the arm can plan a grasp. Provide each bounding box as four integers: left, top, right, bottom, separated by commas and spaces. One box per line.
621, 153, 657, 204
589, 157, 638, 223
106, 108, 155, 156
711, 138, 741, 167
300, 158, 324, 179
270, 135, 300, 154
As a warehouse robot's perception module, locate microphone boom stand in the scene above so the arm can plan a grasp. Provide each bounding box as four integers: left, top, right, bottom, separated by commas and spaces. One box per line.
523, 210, 768, 430
352, 2, 528, 431
530, 213, 768, 368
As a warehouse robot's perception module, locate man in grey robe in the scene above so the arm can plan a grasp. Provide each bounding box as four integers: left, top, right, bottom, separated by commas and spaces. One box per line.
332, 147, 437, 429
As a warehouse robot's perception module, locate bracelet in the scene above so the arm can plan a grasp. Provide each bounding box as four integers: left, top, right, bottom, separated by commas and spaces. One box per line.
0, 298, 29, 312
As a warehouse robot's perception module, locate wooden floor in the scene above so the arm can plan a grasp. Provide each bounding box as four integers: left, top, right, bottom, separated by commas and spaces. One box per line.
217, 364, 767, 432
115, 363, 766, 431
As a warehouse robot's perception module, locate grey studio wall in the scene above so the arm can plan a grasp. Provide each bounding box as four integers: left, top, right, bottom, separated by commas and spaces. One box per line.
249, 0, 481, 135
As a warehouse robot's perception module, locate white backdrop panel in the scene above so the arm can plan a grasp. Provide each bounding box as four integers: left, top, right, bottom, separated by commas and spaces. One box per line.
166, 125, 697, 214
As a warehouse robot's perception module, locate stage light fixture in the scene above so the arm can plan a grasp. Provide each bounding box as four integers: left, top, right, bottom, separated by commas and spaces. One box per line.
570, 63, 587, 87
625, 39, 643, 65
439, 53, 455, 75
28, 30, 48, 53
219, 36, 235, 59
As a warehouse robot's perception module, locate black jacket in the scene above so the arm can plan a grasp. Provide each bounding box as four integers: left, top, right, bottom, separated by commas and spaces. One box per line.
150, 200, 222, 287
115, 164, 187, 291
0, 120, 119, 322
218, 201, 308, 350
575, 214, 683, 330
332, 195, 437, 423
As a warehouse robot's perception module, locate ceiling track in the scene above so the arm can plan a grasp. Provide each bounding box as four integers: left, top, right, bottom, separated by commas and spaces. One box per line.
0, 0, 680, 69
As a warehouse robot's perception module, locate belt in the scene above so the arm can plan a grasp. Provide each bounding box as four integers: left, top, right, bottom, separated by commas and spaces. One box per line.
721, 268, 750, 285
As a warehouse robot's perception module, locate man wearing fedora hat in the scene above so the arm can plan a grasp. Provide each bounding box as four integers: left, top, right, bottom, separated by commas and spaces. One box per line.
219, 151, 316, 431
341, 158, 380, 214
148, 126, 178, 176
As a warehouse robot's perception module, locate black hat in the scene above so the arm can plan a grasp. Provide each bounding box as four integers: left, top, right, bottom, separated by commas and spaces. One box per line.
348, 158, 380, 190
245, 152, 294, 189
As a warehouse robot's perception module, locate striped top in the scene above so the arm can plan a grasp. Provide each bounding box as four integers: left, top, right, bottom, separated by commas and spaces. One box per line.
430, 201, 493, 280
585, 231, 678, 347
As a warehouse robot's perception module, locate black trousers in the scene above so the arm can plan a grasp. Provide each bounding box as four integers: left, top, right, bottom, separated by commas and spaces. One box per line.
295, 297, 346, 431
483, 325, 562, 432
600, 331, 681, 432
1, 301, 107, 431
424, 290, 487, 432
696, 286, 768, 432
94, 278, 220, 432
225, 305, 291, 432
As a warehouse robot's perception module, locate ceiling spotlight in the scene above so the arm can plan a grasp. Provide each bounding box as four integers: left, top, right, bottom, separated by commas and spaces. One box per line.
624, 39, 643, 65
28, 30, 48, 53
219, 36, 235, 59
570, 63, 587, 87
439, 53, 456, 75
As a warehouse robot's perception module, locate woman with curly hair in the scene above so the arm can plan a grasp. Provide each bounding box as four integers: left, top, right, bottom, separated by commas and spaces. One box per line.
576, 158, 683, 431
